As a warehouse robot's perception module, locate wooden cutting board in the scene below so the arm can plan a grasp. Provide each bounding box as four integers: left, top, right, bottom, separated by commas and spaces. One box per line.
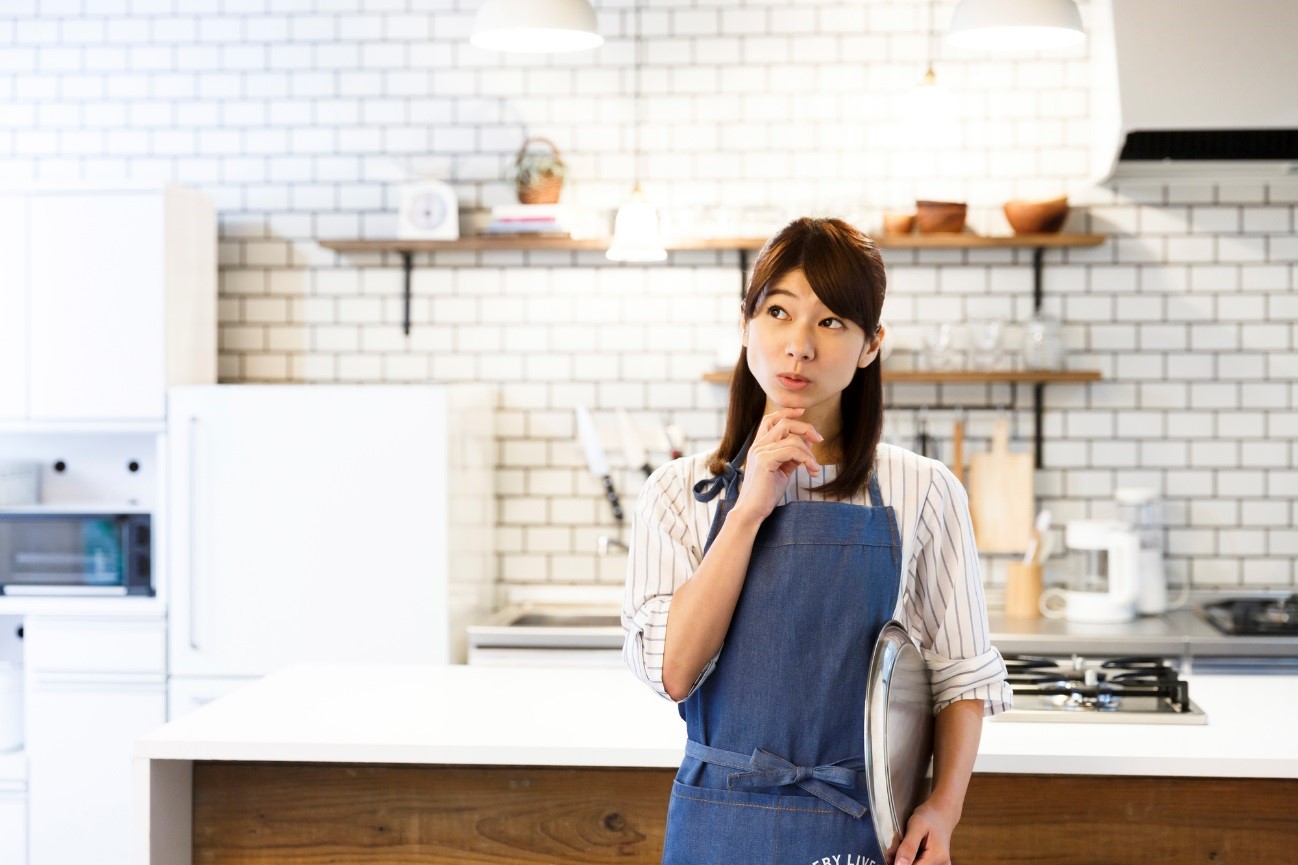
966, 418, 1034, 553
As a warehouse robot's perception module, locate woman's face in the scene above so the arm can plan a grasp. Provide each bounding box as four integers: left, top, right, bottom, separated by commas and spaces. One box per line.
742, 268, 879, 411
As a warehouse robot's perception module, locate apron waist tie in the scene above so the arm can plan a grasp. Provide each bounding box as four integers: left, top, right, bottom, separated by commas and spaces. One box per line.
684, 739, 870, 820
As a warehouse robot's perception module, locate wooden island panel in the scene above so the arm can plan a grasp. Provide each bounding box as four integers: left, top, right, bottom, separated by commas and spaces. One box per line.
192, 763, 1298, 864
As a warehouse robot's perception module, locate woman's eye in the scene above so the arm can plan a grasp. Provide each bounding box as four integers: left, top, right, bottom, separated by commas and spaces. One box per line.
767, 305, 843, 329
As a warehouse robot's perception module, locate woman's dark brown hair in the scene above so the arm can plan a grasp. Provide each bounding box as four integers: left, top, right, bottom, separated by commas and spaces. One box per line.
705, 217, 887, 501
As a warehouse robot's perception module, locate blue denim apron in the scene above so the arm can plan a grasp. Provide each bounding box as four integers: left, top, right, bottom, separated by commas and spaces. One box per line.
662, 426, 902, 865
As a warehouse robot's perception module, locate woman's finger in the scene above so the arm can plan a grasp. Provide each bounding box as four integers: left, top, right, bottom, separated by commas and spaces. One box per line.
758, 407, 804, 439
752, 442, 820, 473
764, 418, 823, 446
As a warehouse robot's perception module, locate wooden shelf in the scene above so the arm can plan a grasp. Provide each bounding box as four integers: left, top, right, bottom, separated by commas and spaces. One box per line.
318, 233, 1105, 255
702, 368, 1103, 384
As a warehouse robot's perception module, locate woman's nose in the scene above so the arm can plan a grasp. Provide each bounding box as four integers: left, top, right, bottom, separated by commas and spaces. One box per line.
785, 331, 814, 360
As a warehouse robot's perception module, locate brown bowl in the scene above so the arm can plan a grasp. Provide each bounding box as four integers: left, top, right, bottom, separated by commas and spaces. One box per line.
915, 200, 967, 234
1003, 196, 1069, 234
882, 211, 916, 235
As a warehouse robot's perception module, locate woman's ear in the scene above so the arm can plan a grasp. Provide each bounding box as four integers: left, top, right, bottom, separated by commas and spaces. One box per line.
858, 324, 885, 367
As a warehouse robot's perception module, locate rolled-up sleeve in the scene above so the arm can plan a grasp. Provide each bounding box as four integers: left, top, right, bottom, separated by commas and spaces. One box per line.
903, 462, 1013, 718
621, 463, 721, 703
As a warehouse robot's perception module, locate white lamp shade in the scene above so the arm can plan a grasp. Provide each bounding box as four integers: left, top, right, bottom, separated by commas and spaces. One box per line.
947, 0, 1084, 51
606, 186, 667, 263
470, 0, 603, 53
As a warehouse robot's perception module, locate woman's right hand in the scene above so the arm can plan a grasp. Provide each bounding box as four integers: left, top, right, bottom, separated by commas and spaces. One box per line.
732, 407, 824, 524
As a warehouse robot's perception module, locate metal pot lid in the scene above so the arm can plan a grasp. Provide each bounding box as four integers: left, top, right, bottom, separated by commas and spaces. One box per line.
865, 620, 935, 861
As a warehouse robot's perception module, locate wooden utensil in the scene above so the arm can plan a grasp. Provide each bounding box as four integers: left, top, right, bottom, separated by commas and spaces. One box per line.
950, 419, 964, 485
966, 417, 1034, 553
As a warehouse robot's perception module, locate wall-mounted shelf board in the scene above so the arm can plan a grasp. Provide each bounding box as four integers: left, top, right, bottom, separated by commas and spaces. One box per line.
318, 233, 1107, 335
701, 369, 1103, 385
702, 368, 1103, 469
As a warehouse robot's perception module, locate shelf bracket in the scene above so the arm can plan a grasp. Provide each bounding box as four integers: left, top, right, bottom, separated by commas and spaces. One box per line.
1009, 379, 1045, 469
400, 251, 413, 336
1032, 247, 1044, 313
738, 249, 751, 300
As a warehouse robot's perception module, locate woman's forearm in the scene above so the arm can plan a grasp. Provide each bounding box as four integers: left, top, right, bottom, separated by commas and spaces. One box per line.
660, 506, 762, 701
928, 698, 985, 821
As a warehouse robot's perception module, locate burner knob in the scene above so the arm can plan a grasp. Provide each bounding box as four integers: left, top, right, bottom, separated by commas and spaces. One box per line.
1072, 655, 1084, 672
1083, 668, 1099, 686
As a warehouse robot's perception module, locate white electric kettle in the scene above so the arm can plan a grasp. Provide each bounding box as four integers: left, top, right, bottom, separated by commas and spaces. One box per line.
1040, 520, 1142, 624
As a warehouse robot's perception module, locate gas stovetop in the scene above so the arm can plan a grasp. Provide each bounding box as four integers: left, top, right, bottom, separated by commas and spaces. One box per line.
1199, 594, 1298, 637
999, 654, 1207, 725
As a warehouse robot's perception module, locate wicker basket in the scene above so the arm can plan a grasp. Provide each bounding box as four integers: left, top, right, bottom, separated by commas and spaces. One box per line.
514, 137, 566, 205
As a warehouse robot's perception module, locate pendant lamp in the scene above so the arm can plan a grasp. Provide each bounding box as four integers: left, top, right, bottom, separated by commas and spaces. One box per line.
947, 0, 1084, 51
607, 2, 666, 262
470, 0, 603, 54
910, 0, 961, 148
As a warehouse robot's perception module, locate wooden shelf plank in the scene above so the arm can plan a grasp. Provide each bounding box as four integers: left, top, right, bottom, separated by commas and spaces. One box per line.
701, 368, 1103, 384
318, 233, 1107, 255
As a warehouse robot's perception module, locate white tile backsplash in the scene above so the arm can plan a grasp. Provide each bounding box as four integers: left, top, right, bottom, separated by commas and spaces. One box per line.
4, 0, 1294, 593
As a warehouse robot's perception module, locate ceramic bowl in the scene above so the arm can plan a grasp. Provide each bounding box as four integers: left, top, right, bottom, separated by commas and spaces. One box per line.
1003, 196, 1069, 234
882, 211, 916, 236
915, 200, 967, 234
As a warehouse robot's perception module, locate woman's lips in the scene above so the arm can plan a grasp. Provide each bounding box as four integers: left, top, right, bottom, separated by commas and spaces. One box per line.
778, 375, 809, 391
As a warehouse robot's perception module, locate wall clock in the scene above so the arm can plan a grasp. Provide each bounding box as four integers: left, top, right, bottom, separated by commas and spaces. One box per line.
397, 179, 459, 240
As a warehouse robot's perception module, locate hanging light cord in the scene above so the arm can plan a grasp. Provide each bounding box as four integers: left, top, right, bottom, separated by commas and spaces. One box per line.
632, 1, 642, 186
925, 0, 938, 81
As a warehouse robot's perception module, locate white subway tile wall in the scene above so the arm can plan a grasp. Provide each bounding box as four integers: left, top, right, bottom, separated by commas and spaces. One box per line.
5, 1, 1296, 593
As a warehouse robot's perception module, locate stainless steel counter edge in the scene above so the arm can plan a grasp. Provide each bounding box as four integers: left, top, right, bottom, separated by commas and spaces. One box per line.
989, 609, 1298, 658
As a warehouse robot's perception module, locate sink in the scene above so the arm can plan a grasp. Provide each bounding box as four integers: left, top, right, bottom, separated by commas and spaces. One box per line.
510, 613, 622, 628
467, 605, 625, 658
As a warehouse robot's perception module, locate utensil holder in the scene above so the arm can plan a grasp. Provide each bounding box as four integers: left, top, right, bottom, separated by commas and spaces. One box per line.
1005, 563, 1043, 619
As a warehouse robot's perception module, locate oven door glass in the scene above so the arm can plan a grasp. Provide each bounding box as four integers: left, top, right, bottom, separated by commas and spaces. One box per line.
0, 515, 131, 591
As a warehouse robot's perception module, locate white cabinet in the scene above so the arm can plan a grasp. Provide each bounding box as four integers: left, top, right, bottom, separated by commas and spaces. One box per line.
0, 195, 28, 422
0, 786, 25, 865
166, 384, 497, 679
166, 675, 259, 721
23, 617, 166, 865
0, 185, 215, 424
0, 750, 26, 865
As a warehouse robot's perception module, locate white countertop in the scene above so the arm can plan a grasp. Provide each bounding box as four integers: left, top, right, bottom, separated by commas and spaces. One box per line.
135, 663, 1298, 779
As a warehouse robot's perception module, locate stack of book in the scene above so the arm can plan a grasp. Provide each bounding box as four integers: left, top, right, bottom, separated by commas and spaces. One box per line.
485, 204, 573, 236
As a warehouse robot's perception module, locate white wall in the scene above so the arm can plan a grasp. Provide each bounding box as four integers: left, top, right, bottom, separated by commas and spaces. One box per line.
4, 0, 1295, 593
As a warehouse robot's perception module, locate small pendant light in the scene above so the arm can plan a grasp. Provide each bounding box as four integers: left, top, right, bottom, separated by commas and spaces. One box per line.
470, 0, 603, 54
947, 0, 1084, 52
910, 0, 961, 147
607, 1, 666, 263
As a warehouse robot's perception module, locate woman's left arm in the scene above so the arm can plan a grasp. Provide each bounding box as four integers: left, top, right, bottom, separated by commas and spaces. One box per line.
891, 698, 984, 865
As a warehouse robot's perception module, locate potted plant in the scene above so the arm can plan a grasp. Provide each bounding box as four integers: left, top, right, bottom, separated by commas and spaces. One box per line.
513, 137, 567, 204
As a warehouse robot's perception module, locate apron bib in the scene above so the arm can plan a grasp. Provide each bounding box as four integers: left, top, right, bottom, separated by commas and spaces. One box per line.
662, 426, 902, 865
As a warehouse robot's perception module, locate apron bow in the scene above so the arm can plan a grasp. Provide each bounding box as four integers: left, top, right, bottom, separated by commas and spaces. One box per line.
692, 466, 737, 504
726, 747, 869, 819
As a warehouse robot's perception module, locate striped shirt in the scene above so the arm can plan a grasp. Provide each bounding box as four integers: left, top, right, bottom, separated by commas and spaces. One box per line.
621, 440, 1013, 717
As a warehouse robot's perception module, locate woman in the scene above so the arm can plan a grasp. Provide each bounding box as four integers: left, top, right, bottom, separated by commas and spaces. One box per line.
622, 217, 1012, 865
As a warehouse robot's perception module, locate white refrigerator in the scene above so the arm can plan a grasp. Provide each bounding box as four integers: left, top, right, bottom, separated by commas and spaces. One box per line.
164, 384, 496, 717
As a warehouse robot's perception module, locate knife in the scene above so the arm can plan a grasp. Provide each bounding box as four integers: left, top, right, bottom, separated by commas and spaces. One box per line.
617, 408, 654, 479
575, 406, 623, 522
664, 423, 685, 460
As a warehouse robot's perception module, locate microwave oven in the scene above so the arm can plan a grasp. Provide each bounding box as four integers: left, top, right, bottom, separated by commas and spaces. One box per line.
0, 513, 153, 596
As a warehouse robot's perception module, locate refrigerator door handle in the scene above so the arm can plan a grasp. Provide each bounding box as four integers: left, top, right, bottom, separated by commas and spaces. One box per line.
188, 415, 200, 652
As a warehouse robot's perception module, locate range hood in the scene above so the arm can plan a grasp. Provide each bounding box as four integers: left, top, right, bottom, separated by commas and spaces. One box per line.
1091, 0, 1298, 183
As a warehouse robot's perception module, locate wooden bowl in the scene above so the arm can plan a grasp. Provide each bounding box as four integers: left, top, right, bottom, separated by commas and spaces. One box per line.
1003, 196, 1069, 234
882, 211, 916, 235
915, 200, 967, 234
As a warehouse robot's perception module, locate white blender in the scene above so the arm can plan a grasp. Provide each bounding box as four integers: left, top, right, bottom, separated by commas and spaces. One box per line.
1040, 520, 1142, 624
1115, 487, 1187, 615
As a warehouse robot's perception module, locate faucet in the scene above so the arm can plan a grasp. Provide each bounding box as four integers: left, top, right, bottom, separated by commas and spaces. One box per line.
598, 534, 628, 556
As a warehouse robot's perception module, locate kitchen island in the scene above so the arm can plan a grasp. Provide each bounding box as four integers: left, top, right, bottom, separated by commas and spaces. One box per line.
135, 663, 1298, 865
